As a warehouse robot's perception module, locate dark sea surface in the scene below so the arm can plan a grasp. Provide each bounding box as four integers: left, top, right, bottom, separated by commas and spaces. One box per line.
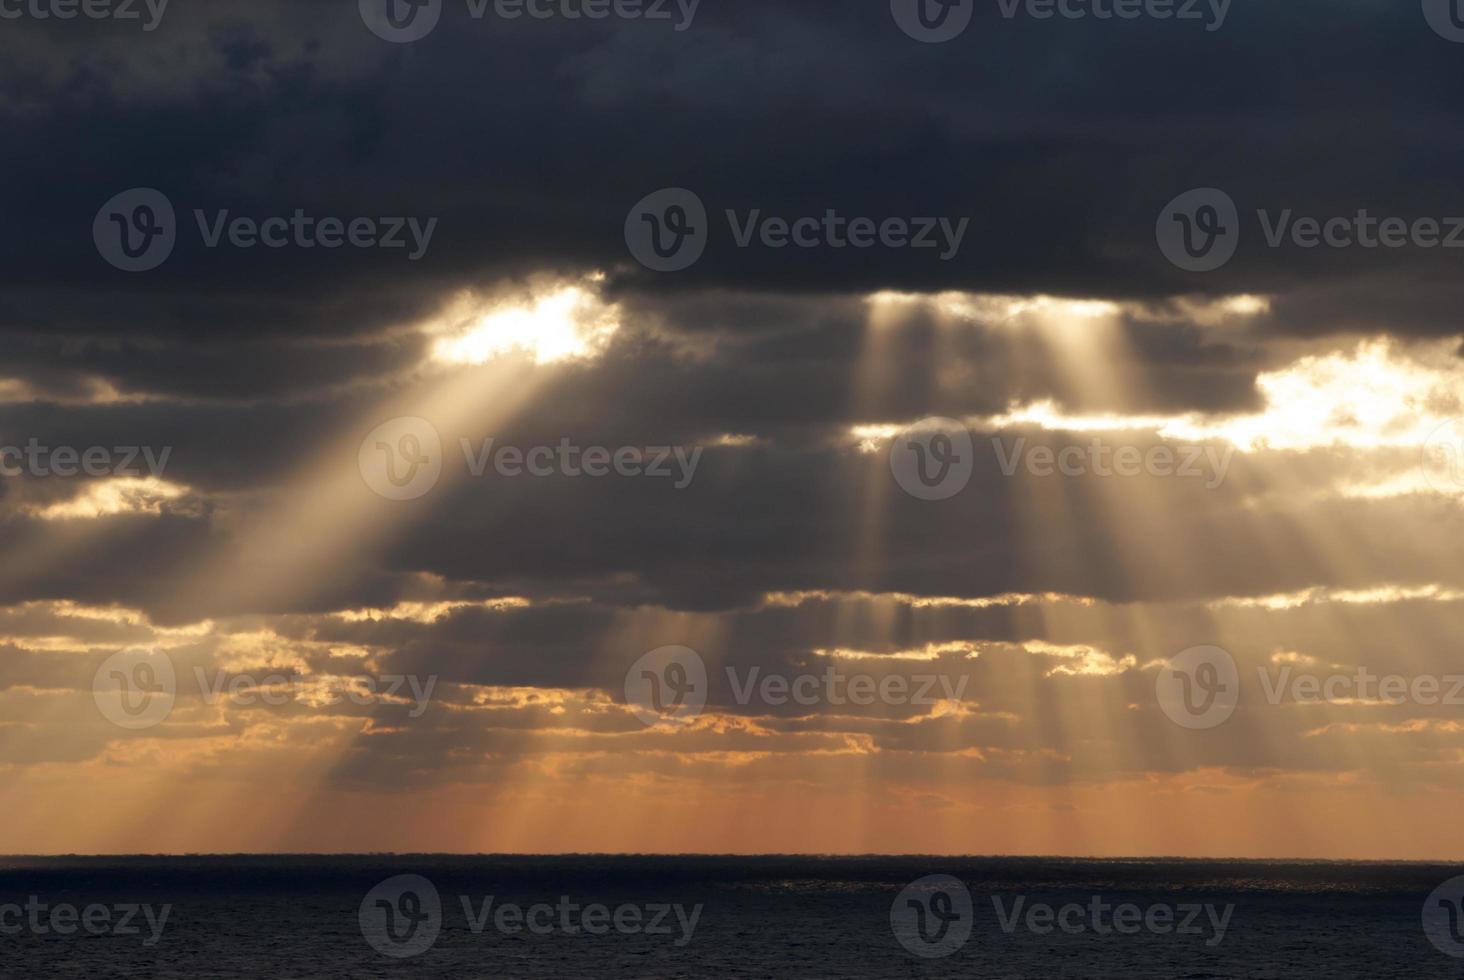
2, 855, 1463, 978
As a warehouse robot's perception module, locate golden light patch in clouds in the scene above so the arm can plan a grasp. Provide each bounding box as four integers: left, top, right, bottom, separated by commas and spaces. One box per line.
28, 477, 189, 520
29, 599, 158, 626
864, 291, 1123, 326
855, 289, 1461, 469
333, 597, 532, 624
811, 641, 980, 662
865, 290, 1267, 334
986, 400, 1176, 434
1210, 583, 1464, 610
1023, 641, 1137, 677
994, 296, 1120, 322
763, 589, 1093, 609
0, 599, 212, 651
210, 629, 331, 673
0, 376, 147, 405
849, 423, 901, 453
1132, 293, 1270, 327
0, 378, 33, 402
1301, 718, 1464, 737
850, 336, 1464, 462
466, 686, 589, 711
1269, 650, 1327, 667
1185, 338, 1464, 451
1000, 337, 1464, 452
430, 280, 621, 367
710, 433, 761, 447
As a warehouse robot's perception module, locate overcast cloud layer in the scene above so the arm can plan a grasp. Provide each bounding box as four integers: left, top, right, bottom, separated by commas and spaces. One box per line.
3, 0, 1464, 858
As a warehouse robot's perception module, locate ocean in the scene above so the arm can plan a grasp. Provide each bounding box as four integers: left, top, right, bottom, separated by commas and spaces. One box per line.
1, 855, 1461, 978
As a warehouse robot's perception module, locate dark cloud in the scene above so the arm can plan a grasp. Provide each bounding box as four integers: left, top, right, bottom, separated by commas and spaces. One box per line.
1, 0, 1463, 335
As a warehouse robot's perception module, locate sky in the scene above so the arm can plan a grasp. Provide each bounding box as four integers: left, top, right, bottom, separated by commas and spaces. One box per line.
4, 0, 1464, 858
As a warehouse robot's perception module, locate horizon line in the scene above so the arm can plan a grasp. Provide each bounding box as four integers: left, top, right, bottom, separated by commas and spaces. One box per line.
4, 852, 1463, 866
